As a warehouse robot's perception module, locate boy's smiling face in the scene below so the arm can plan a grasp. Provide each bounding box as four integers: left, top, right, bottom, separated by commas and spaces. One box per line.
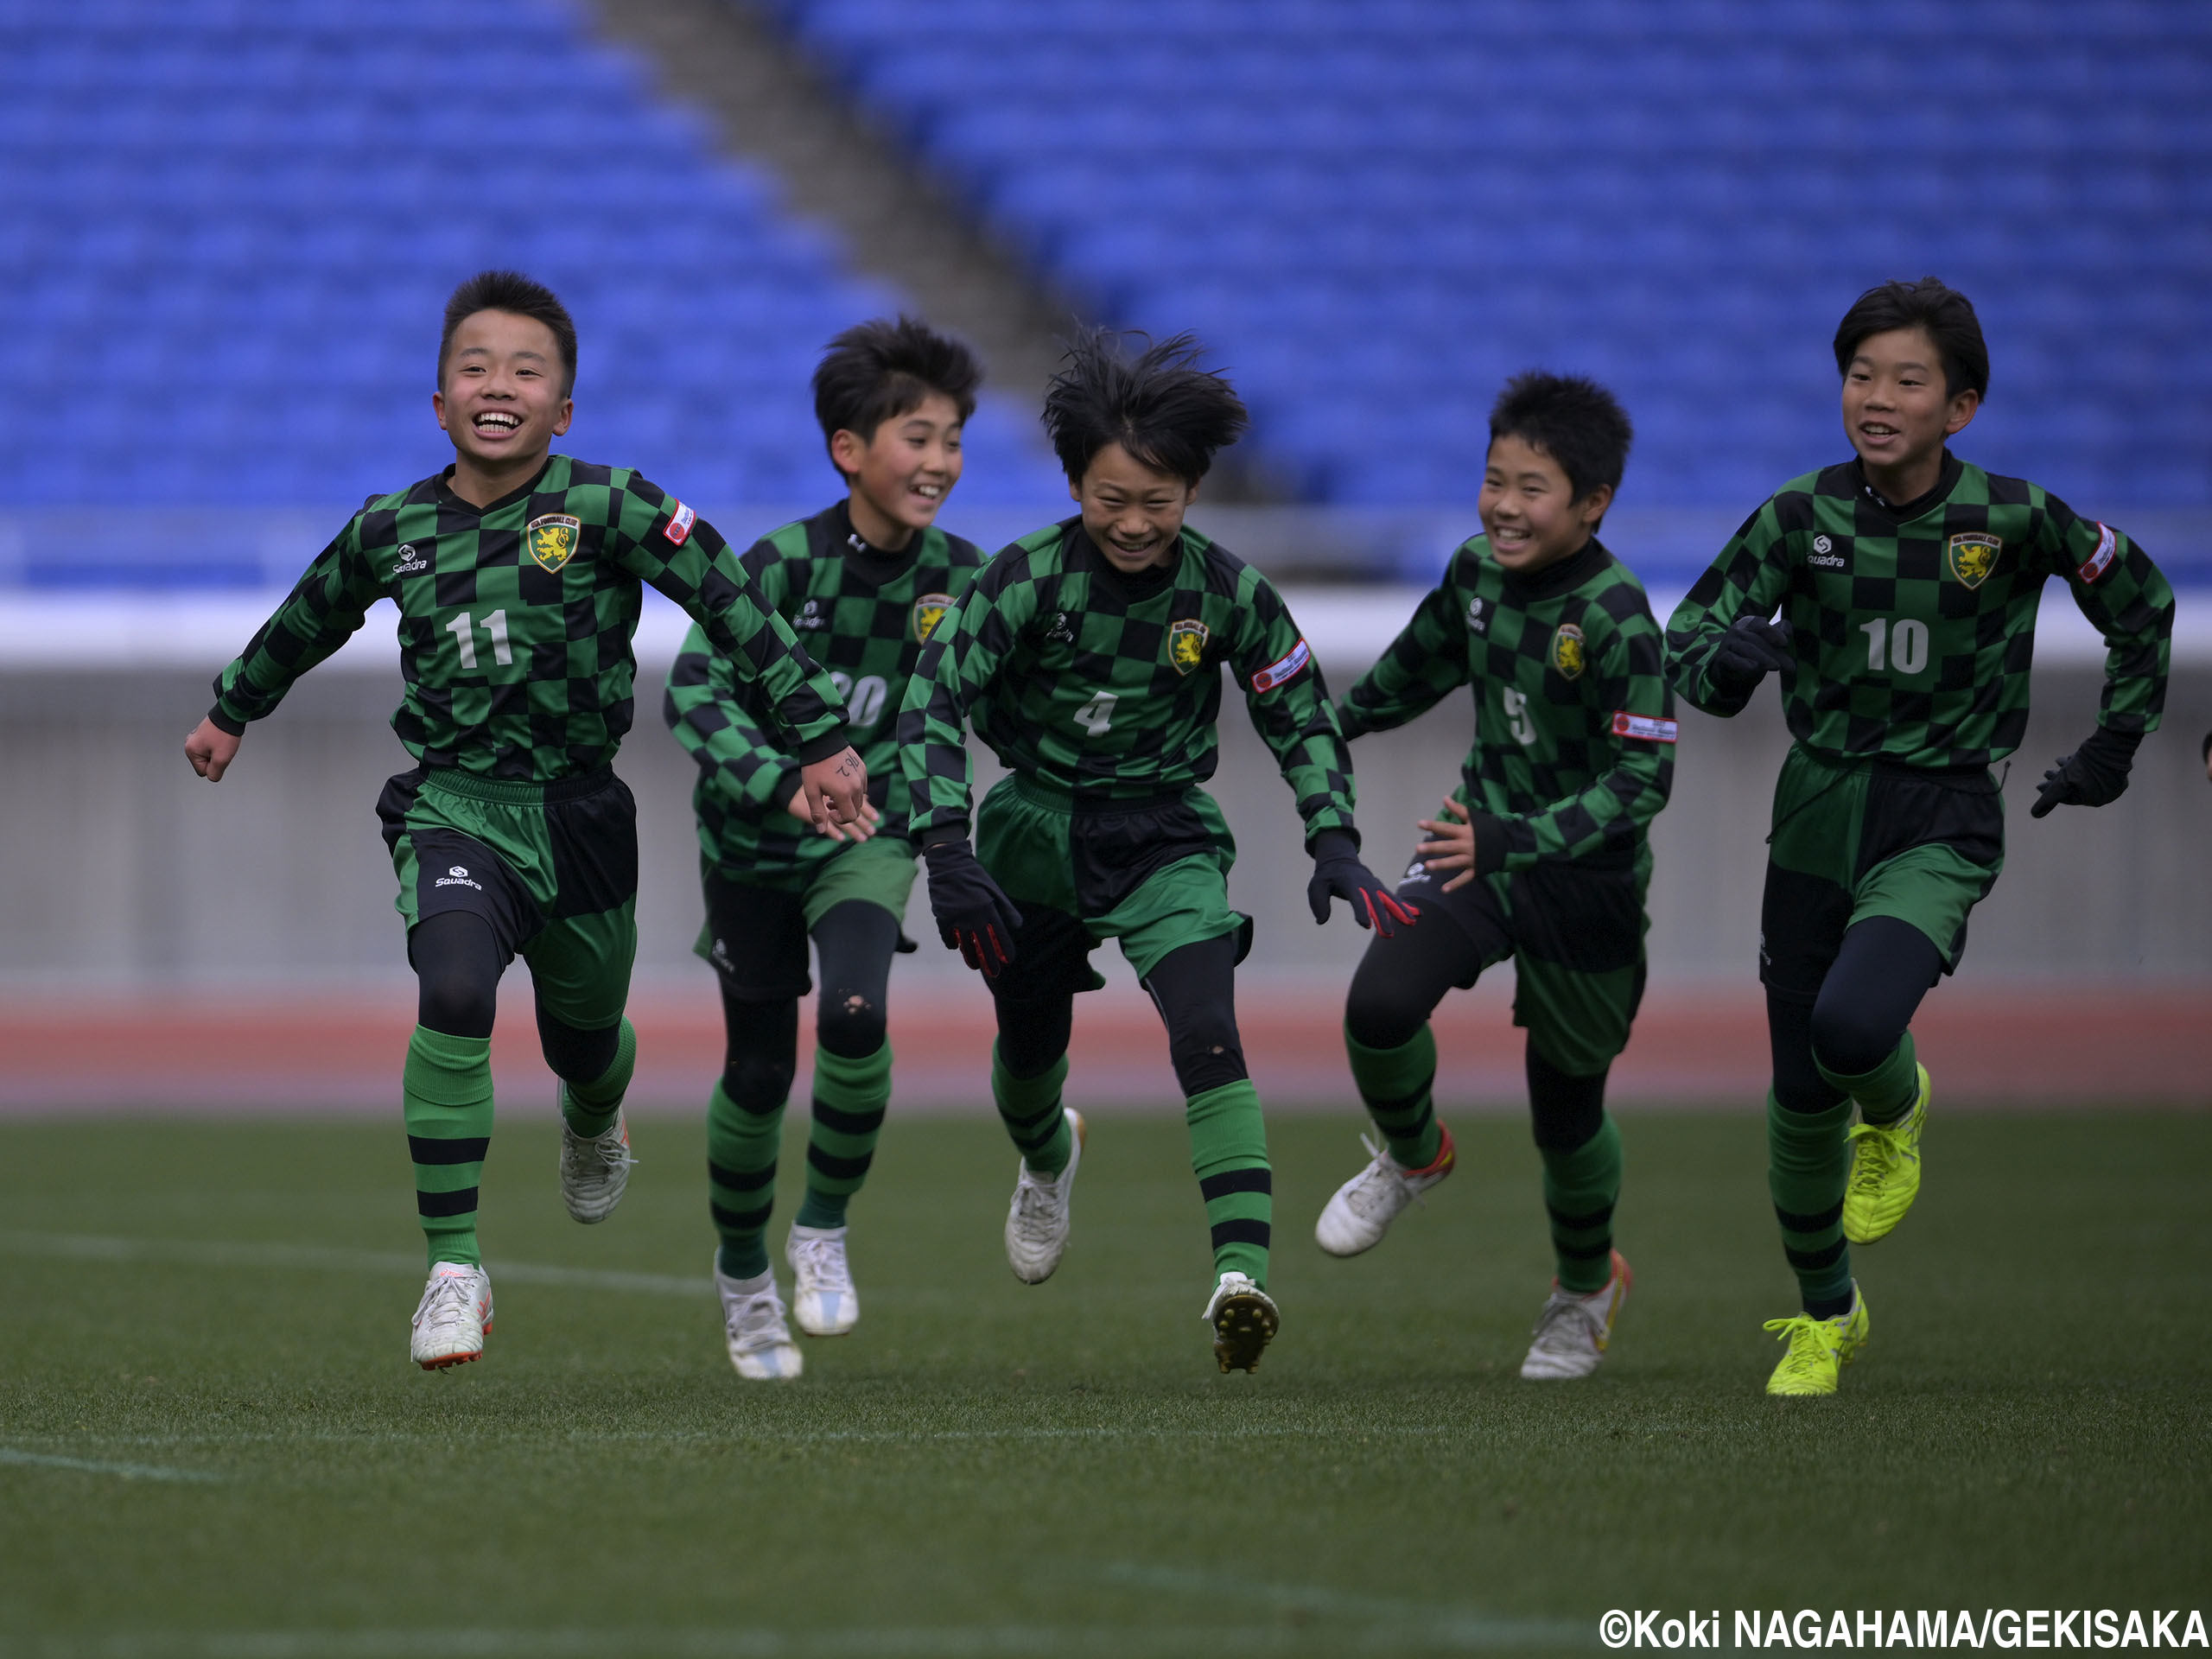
1478, 432, 1609, 574
1072, 442, 1197, 574
832, 390, 964, 549
434, 308, 572, 474
1841, 325, 1979, 488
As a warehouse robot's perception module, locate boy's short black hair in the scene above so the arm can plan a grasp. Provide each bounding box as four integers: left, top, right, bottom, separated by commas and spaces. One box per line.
813, 315, 982, 468
440, 270, 577, 395
1042, 328, 1249, 486
1487, 372, 1633, 503
1832, 276, 1989, 401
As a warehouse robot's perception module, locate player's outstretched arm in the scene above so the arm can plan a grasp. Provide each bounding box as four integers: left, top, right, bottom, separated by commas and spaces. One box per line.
1663, 496, 1796, 716
1336, 565, 1473, 741
184, 716, 242, 781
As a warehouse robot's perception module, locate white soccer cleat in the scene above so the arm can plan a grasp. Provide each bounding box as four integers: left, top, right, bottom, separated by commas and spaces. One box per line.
1313, 1125, 1456, 1257
1004, 1109, 1085, 1284
786, 1224, 859, 1338
558, 1101, 635, 1224
715, 1262, 804, 1381
410, 1261, 493, 1370
1520, 1250, 1632, 1381
1203, 1271, 1281, 1373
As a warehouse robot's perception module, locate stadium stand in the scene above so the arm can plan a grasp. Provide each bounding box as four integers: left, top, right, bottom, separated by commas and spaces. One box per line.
766, 0, 2211, 575
0, 0, 1066, 583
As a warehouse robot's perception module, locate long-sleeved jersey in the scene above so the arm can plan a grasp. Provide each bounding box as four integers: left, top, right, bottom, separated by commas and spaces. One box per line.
211, 455, 850, 782
664, 501, 984, 880
1663, 454, 2173, 766
899, 517, 1355, 844
1339, 536, 1675, 872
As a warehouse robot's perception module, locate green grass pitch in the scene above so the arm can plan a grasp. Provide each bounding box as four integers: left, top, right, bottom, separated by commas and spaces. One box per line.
1, 1109, 2208, 1656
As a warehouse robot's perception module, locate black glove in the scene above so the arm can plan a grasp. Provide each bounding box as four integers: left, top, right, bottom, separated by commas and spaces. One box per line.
1306, 830, 1417, 938
2029, 726, 2140, 818
1708, 615, 1795, 698
921, 839, 1021, 976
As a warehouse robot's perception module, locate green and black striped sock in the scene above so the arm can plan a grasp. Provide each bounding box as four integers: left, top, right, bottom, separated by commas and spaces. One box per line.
1188, 1079, 1271, 1288
559, 1018, 636, 1139
1817, 1030, 1919, 1127
1345, 1021, 1444, 1169
993, 1043, 1071, 1175
795, 1041, 891, 1230
404, 1027, 494, 1270
707, 1080, 784, 1281
1541, 1113, 1623, 1294
1766, 1091, 1854, 1315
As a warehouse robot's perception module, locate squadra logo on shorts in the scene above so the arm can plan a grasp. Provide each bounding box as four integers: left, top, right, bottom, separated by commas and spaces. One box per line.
435, 864, 483, 892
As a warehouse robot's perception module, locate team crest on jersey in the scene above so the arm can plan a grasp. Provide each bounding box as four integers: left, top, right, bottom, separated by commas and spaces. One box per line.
525, 514, 581, 572
1946, 532, 2001, 589
912, 592, 955, 644
1168, 618, 1210, 675
1550, 622, 1586, 680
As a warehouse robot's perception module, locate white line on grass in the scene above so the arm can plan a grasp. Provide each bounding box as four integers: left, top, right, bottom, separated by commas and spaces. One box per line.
0, 1447, 222, 1484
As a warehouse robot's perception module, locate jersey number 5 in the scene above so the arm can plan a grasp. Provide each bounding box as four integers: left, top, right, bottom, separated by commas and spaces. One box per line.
1074, 690, 1117, 736
1501, 687, 1537, 747
446, 609, 512, 671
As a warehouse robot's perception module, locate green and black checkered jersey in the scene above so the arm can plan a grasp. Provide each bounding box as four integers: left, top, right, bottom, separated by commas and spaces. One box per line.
664, 501, 984, 880
1664, 454, 2174, 766
208, 455, 851, 784
1339, 536, 1675, 871
899, 517, 1356, 844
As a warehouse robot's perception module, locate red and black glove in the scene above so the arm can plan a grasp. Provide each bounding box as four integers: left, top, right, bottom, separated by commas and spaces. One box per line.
1306, 830, 1418, 938
921, 838, 1021, 976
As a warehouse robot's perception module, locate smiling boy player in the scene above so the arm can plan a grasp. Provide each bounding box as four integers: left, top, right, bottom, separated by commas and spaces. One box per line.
664, 318, 987, 1381
1663, 277, 2174, 1395
899, 330, 1410, 1373
1319, 373, 1674, 1381
185, 270, 866, 1371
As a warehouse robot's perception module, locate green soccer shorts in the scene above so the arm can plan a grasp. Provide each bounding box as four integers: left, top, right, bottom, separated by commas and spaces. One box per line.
1392, 843, 1649, 1078
693, 835, 920, 1001
1758, 741, 2005, 998
378, 766, 638, 1031
975, 776, 1251, 992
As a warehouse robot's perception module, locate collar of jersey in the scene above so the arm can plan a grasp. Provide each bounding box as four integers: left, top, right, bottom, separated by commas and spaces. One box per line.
435, 455, 560, 518
1496, 534, 1610, 603
1069, 522, 1181, 602
1853, 450, 1964, 521
828, 499, 923, 589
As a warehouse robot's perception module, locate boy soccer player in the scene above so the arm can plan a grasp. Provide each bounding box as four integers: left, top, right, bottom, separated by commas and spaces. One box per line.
1319, 373, 1671, 1381
1663, 277, 2174, 1395
664, 317, 986, 1381
184, 270, 866, 1371
898, 330, 1411, 1374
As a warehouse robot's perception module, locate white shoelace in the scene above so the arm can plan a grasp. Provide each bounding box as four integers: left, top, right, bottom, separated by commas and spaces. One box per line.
727, 1287, 791, 1352
1528, 1288, 1599, 1351
1343, 1133, 1419, 1221
788, 1234, 853, 1295
417, 1273, 481, 1332
565, 1123, 637, 1177
1010, 1167, 1067, 1238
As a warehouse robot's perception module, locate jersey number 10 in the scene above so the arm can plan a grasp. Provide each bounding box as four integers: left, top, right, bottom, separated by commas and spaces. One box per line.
1858, 617, 1929, 676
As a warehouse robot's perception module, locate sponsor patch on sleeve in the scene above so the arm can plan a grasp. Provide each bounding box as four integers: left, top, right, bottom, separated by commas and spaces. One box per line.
1250, 636, 1313, 693
663, 500, 696, 546
2076, 521, 2116, 583
1611, 710, 1679, 744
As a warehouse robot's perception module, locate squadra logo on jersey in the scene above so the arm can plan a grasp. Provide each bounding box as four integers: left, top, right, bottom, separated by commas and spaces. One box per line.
1946, 532, 2001, 590
525, 514, 581, 573
912, 593, 955, 644
1551, 622, 1586, 680
1168, 619, 1210, 674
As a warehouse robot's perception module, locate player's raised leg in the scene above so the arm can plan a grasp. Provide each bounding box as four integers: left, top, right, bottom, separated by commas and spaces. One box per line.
1811, 917, 1942, 1245
525, 880, 641, 1226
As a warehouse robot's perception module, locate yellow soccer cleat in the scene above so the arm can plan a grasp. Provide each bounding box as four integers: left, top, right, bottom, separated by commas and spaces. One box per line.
1763, 1284, 1869, 1396
1842, 1065, 1929, 1244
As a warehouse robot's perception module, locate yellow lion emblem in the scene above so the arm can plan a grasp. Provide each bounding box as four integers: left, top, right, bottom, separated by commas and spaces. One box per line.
1168, 618, 1210, 675
912, 592, 954, 644
1551, 622, 1586, 680
1947, 532, 2001, 590
525, 514, 581, 573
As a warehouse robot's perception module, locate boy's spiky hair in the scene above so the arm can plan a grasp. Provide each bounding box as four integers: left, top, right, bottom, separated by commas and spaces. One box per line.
1488, 372, 1634, 502
1042, 328, 1249, 486
439, 270, 576, 394
1833, 276, 1989, 401
814, 315, 983, 470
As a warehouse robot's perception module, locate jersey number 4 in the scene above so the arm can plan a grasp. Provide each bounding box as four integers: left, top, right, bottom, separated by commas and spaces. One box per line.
1074, 690, 1117, 736
446, 609, 512, 670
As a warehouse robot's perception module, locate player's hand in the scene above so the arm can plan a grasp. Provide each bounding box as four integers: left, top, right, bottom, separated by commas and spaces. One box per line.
2030, 726, 2140, 818
185, 717, 240, 781
1708, 615, 1795, 696
922, 839, 1020, 976
1414, 796, 1482, 893
1306, 829, 1417, 936
797, 746, 868, 830
2199, 729, 2210, 785
787, 787, 880, 842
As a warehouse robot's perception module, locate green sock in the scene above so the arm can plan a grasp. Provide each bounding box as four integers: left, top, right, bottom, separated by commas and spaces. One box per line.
795, 1041, 891, 1230
1816, 1029, 1918, 1126
1766, 1090, 1855, 1313
559, 1018, 636, 1138
1541, 1112, 1623, 1294
1345, 1022, 1443, 1169
993, 1042, 1071, 1175
707, 1080, 784, 1281
1188, 1079, 1270, 1288
404, 1027, 494, 1270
